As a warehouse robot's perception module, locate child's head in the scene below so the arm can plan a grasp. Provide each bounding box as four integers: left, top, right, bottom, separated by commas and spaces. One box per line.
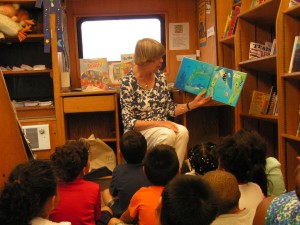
188, 142, 218, 175
144, 144, 179, 186
50, 140, 90, 182
203, 170, 240, 215
233, 128, 268, 196
0, 160, 57, 225
120, 130, 147, 164
216, 136, 253, 183
158, 175, 217, 225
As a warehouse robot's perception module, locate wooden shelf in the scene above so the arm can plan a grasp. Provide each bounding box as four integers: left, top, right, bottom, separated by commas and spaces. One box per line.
238, 55, 276, 74
2, 69, 52, 75
0, 34, 44, 43
282, 72, 300, 79
282, 133, 300, 142
239, 0, 280, 26
240, 112, 278, 123
16, 106, 55, 119
220, 35, 235, 46
284, 4, 300, 18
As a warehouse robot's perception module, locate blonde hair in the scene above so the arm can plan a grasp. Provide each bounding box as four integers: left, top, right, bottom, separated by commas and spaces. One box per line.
134, 38, 165, 66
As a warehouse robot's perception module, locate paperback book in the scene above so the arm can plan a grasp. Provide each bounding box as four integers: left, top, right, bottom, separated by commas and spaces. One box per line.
120, 54, 135, 77
80, 58, 110, 91
249, 42, 271, 59
174, 57, 247, 107
288, 36, 300, 73
248, 90, 270, 115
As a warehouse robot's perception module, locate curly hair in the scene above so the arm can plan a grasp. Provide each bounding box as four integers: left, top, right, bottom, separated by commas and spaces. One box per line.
0, 160, 57, 225
50, 140, 90, 182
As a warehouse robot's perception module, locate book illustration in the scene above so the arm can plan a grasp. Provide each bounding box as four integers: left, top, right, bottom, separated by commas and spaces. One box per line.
248, 90, 270, 115
108, 62, 122, 85
249, 42, 271, 59
174, 57, 247, 107
121, 54, 135, 78
80, 58, 110, 91
288, 36, 300, 73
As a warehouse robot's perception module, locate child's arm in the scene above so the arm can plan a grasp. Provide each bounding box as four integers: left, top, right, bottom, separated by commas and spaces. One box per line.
119, 209, 134, 224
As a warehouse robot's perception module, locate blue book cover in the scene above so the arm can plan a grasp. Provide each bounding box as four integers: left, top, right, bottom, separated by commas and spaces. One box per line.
174, 57, 247, 107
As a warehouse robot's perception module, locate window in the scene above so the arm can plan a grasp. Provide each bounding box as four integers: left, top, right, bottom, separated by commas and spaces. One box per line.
77, 15, 165, 62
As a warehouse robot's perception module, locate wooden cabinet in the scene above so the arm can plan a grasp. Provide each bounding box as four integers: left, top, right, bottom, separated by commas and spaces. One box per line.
277, 1, 300, 191
57, 91, 121, 164
0, 0, 58, 159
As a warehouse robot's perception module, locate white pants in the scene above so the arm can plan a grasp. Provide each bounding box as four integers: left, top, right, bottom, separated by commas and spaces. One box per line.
140, 123, 189, 167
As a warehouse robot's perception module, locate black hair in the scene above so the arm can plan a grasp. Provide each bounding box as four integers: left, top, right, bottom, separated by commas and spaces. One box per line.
143, 144, 179, 186
0, 160, 57, 225
216, 136, 253, 183
120, 130, 147, 164
50, 140, 89, 182
160, 175, 217, 225
233, 128, 268, 196
188, 142, 218, 175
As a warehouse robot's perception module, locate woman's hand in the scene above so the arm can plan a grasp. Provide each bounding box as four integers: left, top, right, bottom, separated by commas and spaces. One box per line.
157, 121, 179, 132
189, 91, 212, 110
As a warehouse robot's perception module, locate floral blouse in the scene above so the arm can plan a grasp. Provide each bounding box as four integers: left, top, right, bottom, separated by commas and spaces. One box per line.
120, 70, 176, 131
266, 191, 300, 225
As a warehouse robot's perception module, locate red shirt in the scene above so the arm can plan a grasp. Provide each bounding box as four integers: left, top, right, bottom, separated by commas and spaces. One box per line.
50, 178, 101, 225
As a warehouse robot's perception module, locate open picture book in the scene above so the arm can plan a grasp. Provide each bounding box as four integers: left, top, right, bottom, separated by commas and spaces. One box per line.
174, 57, 247, 107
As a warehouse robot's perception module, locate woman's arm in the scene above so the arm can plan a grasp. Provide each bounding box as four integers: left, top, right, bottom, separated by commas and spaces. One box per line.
174, 92, 212, 116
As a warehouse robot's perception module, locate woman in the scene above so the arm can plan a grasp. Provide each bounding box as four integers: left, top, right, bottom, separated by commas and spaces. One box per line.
120, 38, 211, 167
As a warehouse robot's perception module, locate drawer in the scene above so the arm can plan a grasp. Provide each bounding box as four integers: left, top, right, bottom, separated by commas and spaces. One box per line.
63, 95, 115, 113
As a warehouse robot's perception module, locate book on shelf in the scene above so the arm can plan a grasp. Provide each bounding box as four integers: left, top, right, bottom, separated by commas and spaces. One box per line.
266, 91, 277, 115
251, 0, 266, 8
297, 106, 300, 136
174, 57, 247, 107
248, 90, 270, 115
249, 42, 271, 59
79, 58, 111, 91
288, 36, 300, 73
226, 6, 240, 37
270, 39, 277, 55
108, 61, 122, 85
222, 11, 233, 38
120, 54, 135, 78
289, 0, 300, 8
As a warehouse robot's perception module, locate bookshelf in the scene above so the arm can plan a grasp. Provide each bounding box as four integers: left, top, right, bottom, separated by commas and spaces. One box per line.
0, 0, 60, 159
277, 1, 300, 191
216, 0, 280, 164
